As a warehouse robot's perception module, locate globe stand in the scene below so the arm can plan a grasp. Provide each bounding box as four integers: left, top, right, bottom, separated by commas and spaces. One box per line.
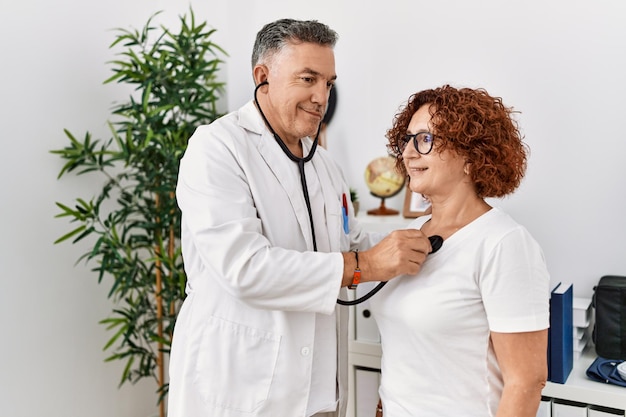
367, 195, 399, 216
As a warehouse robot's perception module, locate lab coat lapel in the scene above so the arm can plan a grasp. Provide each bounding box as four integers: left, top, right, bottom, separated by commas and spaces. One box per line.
259, 139, 315, 250
240, 102, 315, 250
311, 152, 342, 252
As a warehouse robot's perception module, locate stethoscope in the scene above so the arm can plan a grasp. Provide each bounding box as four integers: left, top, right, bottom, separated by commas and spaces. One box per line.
253, 82, 443, 306
254, 81, 320, 251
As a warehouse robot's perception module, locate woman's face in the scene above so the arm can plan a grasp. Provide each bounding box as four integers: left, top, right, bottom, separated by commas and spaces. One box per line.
403, 105, 468, 199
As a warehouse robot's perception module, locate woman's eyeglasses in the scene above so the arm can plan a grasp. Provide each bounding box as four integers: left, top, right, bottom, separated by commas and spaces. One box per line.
395, 132, 436, 155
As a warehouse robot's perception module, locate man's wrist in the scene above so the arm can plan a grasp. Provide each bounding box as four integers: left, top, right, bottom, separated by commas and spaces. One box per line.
348, 250, 361, 289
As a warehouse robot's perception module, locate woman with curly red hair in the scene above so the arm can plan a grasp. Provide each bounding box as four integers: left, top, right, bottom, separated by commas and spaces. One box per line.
369, 85, 550, 417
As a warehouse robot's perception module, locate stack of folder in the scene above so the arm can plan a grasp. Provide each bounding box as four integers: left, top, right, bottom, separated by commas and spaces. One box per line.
572, 296, 592, 359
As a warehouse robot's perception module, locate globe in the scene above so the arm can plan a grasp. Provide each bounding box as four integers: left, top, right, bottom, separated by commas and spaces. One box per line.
364, 156, 406, 215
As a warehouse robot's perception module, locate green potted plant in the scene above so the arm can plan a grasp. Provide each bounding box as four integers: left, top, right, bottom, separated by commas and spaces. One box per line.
51, 8, 227, 416
350, 187, 360, 216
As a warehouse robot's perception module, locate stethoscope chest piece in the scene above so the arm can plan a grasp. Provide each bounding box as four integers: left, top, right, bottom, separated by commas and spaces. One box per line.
337, 235, 443, 306
429, 235, 443, 253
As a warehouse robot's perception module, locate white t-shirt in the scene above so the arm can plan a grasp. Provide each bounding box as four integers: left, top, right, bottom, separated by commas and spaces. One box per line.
369, 208, 550, 417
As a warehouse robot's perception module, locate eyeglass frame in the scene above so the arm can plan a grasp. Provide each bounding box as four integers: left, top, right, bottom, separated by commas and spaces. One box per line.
393, 131, 436, 156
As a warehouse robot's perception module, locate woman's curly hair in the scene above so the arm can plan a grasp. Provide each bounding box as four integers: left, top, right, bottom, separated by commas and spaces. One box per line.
386, 85, 528, 198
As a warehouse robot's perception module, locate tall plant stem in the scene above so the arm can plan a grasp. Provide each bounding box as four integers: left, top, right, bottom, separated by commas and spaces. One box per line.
154, 193, 165, 417
169, 191, 177, 340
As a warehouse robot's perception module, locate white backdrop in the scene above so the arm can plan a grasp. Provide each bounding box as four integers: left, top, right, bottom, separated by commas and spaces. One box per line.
1, 1, 625, 416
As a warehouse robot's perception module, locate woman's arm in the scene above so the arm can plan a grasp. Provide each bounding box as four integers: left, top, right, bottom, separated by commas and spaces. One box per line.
491, 329, 548, 417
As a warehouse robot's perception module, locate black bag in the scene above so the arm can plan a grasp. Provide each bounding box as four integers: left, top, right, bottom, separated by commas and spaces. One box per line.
592, 275, 626, 360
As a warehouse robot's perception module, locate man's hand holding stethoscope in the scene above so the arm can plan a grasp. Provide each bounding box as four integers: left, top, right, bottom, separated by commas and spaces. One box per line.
338, 229, 442, 305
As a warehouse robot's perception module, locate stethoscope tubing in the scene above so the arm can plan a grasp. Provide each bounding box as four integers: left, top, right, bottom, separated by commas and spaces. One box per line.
336, 235, 443, 306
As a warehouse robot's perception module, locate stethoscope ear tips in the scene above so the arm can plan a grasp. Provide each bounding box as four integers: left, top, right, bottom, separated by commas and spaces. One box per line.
428, 235, 444, 254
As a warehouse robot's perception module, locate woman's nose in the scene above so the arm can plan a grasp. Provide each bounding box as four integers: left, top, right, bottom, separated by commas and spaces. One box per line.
402, 142, 419, 159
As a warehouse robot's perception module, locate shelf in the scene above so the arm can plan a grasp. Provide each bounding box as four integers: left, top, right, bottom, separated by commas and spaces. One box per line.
349, 340, 382, 359
348, 340, 382, 370
543, 347, 626, 410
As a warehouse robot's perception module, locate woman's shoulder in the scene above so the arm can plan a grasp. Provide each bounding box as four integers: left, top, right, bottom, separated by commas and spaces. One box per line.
481, 207, 541, 248
481, 207, 521, 230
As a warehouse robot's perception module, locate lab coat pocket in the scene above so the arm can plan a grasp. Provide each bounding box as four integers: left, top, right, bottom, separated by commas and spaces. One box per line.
194, 316, 281, 412
329, 204, 351, 252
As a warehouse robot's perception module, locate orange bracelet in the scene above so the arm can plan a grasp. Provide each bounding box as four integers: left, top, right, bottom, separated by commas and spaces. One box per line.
348, 250, 361, 289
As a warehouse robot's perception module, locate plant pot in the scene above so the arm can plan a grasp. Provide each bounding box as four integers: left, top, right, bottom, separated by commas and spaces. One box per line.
352, 201, 360, 216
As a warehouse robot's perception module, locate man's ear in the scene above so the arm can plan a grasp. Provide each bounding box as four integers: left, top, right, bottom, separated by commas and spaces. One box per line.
253, 65, 269, 86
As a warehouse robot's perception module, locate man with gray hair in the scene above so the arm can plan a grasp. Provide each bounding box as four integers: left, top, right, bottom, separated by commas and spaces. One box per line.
168, 18, 431, 417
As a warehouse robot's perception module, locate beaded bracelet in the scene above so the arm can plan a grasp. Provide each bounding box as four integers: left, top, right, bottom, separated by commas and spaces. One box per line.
348, 250, 361, 289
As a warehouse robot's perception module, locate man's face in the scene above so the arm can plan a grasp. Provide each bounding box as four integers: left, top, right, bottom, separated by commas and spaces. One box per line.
262, 42, 336, 143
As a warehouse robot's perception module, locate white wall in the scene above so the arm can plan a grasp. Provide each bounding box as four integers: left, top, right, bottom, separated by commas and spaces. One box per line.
2, 1, 625, 416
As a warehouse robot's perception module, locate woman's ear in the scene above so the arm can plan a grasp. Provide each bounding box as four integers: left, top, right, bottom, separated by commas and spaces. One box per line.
464, 162, 471, 176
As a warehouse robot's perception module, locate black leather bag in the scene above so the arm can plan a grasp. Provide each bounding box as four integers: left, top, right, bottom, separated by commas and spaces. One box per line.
592, 275, 626, 360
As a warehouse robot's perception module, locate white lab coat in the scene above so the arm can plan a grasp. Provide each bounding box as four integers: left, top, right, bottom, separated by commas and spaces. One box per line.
168, 101, 381, 417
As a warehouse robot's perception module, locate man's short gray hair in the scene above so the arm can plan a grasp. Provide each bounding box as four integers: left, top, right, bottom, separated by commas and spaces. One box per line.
251, 19, 338, 68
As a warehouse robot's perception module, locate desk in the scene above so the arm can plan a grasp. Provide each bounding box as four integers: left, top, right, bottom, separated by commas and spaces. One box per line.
543, 349, 626, 411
